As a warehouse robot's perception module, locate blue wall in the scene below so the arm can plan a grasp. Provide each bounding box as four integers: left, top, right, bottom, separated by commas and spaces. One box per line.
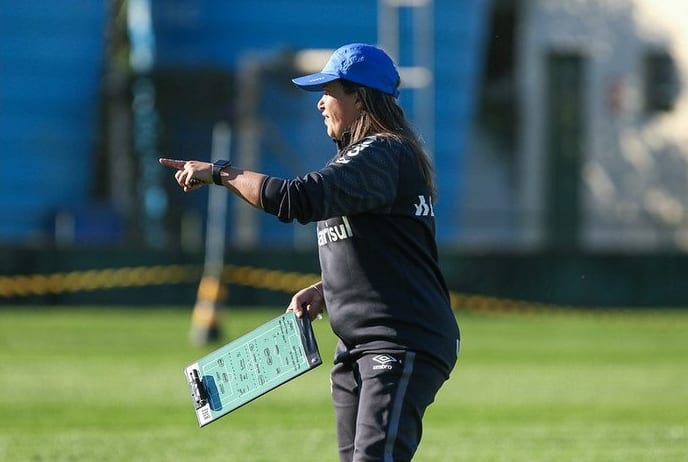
0, 0, 488, 246
152, 1, 377, 68
0, 1, 107, 243
434, 0, 490, 241
151, 0, 490, 244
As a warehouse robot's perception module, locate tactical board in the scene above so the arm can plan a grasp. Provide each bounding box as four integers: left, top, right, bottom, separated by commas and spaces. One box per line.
183, 311, 321, 427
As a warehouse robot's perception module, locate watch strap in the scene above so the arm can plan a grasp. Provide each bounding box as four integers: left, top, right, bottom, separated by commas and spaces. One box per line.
212, 160, 231, 185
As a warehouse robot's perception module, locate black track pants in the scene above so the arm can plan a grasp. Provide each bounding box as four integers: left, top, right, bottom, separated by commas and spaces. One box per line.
331, 351, 451, 462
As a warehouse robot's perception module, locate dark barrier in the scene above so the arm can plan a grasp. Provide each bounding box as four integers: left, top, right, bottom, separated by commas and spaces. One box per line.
2, 247, 688, 308
440, 251, 688, 307
0, 247, 319, 307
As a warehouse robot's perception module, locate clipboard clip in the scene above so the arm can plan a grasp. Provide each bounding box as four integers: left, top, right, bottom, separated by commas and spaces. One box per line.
298, 310, 322, 366
189, 369, 208, 410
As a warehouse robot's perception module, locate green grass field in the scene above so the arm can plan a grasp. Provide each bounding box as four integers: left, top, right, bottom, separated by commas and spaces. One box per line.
1, 306, 687, 461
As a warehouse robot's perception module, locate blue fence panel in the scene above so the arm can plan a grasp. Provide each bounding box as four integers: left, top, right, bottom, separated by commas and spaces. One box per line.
432, 0, 490, 242
152, 0, 376, 68
0, 0, 486, 247
149, 0, 489, 246
0, 1, 107, 243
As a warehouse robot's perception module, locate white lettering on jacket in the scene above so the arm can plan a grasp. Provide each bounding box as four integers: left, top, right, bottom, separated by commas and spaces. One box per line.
334, 138, 376, 165
414, 195, 434, 216
318, 217, 354, 246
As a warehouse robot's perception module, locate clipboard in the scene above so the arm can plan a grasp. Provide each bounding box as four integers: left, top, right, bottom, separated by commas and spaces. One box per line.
183, 311, 322, 427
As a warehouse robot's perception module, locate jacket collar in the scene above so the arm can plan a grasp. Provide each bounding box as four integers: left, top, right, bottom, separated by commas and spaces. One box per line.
334, 131, 352, 152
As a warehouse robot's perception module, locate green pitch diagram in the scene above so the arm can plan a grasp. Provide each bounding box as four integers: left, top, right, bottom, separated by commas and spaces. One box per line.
184, 311, 322, 426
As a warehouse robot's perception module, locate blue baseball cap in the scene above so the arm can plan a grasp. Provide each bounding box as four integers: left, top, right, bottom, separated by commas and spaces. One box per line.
292, 43, 400, 97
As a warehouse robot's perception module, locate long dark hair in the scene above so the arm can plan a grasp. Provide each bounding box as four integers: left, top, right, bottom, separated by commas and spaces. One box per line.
340, 80, 437, 200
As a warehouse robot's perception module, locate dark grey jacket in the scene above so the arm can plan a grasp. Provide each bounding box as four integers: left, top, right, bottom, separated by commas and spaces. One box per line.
261, 135, 459, 374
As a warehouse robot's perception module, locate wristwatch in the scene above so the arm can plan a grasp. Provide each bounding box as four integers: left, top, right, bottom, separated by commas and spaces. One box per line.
212, 160, 231, 185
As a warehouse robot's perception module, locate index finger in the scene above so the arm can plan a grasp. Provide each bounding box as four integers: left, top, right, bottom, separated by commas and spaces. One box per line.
159, 158, 186, 170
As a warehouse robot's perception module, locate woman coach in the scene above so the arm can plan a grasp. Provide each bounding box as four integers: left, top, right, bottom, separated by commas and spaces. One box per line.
160, 43, 460, 462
